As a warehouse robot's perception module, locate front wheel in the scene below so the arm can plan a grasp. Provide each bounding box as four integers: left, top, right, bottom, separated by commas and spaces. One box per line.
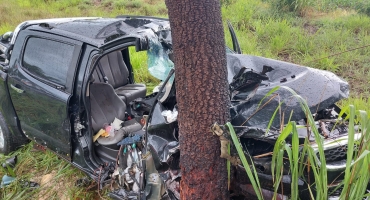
0, 112, 29, 154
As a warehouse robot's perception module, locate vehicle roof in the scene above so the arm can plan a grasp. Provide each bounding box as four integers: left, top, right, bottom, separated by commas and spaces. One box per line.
21, 16, 170, 47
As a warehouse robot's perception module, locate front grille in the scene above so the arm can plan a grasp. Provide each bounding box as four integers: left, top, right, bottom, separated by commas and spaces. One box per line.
318, 144, 358, 163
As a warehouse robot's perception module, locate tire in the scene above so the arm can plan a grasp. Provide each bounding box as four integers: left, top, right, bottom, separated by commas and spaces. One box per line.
0, 112, 29, 155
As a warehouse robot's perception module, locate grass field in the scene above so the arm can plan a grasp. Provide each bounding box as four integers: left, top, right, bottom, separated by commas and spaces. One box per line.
0, 0, 369, 199
1, 0, 369, 98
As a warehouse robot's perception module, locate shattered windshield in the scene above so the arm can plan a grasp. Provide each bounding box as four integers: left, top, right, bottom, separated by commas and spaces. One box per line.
146, 34, 234, 81
146, 30, 174, 82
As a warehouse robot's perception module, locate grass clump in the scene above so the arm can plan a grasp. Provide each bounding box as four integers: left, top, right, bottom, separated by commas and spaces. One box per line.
231, 86, 370, 199
270, 0, 313, 16
0, 142, 96, 200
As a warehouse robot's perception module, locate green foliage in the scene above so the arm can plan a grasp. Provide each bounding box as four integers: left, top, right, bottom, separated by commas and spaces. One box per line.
267, 86, 329, 199
335, 105, 370, 199
0, 142, 96, 199
340, 97, 370, 120
268, 0, 370, 16
270, 0, 313, 16
261, 86, 370, 199
324, 0, 370, 16
227, 85, 370, 199
103, 0, 142, 10
221, 0, 259, 30
226, 122, 264, 200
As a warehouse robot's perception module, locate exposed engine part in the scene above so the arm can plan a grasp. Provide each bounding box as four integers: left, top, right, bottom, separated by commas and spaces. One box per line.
116, 144, 143, 196
144, 152, 166, 200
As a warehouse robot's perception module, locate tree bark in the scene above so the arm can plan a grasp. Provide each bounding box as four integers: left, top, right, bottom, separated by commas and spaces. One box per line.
165, 0, 230, 199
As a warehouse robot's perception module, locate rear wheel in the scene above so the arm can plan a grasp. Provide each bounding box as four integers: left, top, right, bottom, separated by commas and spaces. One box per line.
0, 112, 29, 154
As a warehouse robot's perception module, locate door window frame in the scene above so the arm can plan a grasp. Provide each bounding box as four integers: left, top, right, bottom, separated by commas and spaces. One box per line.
20, 31, 82, 94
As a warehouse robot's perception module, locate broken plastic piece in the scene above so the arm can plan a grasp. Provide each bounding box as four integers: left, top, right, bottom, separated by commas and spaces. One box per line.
93, 129, 105, 142
229, 67, 268, 101
117, 135, 141, 146
144, 152, 166, 200
153, 81, 163, 93
161, 108, 178, 123
123, 165, 141, 193
75, 177, 91, 187
108, 188, 140, 200
20, 180, 40, 189
0, 175, 15, 188
2, 156, 17, 168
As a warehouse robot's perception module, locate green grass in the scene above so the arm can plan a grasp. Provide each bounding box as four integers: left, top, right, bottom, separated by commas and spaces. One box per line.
227, 87, 370, 199
226, 122, 264, 199
1, 0, 370, 199
269, 86, 330, 199
0, 142, 98, 199
2, 0, 370, 97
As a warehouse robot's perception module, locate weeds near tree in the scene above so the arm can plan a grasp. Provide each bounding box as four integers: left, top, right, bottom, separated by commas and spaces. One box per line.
228, 86, 370, 199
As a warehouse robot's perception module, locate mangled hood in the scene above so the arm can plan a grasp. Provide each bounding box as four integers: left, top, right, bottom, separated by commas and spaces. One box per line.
227, 54, 349, 128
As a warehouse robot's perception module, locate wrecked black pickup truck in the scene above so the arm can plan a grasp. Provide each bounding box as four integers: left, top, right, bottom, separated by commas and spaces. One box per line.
0, 16, 361, 199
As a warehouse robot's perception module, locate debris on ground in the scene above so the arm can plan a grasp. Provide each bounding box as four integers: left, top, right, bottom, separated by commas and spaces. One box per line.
1, 156, 17, 168
0, 175, 16, 188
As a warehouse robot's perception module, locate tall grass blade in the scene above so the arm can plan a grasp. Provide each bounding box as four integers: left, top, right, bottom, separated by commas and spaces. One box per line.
340, 105, 356, 198
264, 85, 328, 199
257, 86, 280, 108
271, 122, 294, 199
225, 122, 264, 200
6, 165, 15, 177
265, 101, 284, 135
339, 108, 370, 199
291, 122, 299, 200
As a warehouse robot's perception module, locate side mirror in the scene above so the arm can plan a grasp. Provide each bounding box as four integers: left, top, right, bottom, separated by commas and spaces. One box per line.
0, 63, 9, 73
0, 51, 8, 71
1, 32, 13, 42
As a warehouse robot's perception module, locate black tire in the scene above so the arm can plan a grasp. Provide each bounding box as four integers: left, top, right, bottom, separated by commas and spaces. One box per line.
0, 112, 29, 155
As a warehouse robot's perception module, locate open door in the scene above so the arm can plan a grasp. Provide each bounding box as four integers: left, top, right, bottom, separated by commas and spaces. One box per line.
7, 31, 81, 160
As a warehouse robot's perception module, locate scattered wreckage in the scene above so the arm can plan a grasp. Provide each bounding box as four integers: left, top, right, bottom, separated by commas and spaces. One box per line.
0, 16, 363, 199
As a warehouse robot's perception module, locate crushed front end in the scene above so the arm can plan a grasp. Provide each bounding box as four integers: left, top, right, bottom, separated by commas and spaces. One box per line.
90, 17, 360, 200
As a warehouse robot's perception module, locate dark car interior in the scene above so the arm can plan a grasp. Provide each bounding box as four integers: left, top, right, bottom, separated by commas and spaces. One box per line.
89, 48, 147, 162
92, 50, 147, 104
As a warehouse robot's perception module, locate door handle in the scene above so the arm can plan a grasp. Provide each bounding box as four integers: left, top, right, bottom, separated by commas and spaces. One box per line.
10, 84, 24, 94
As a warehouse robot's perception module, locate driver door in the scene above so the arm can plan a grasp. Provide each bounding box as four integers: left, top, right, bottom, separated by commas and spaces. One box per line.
7, 31, 81, 160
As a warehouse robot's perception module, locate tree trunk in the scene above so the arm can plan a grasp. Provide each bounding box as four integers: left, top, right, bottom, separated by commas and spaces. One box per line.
165, 0, 230, 199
